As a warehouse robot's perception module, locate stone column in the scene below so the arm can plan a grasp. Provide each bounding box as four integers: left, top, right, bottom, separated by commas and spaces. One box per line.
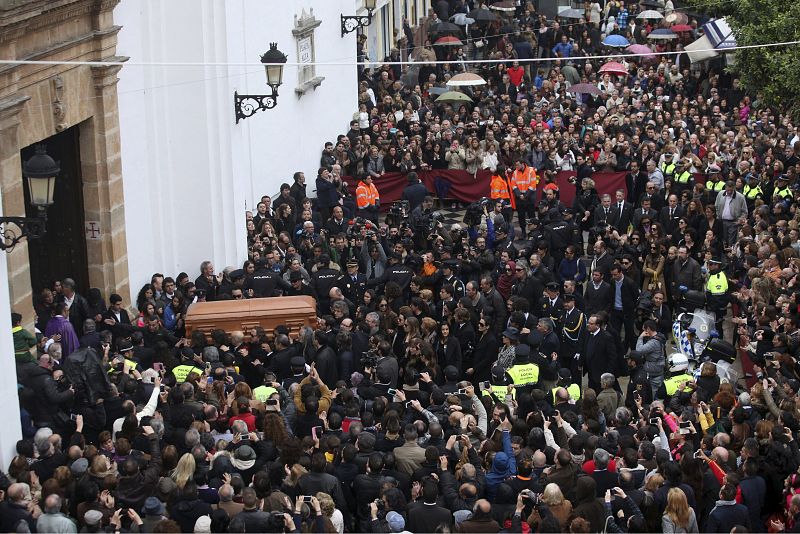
81, 58, 130, 302
0, 94, 35, 328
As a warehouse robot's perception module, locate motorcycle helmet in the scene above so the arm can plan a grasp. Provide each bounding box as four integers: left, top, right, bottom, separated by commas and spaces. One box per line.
669, 353, 689, 373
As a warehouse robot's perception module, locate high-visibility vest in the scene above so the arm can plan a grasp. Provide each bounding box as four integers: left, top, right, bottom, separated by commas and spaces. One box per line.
481, 383, 516, 400
490, 174, 515, 209
172, 364, 204, 383
108, 357, 139, 374
664, 373, 694, 396
776, 187, 794, 199
552, 384, 581, 403
705, 180, 724, 192
660, 162, 676, 178
675, 171, 692, 184
253, 385, 278, 403
706, 272, 728, 295
743, 184, 762, 199
356, 181, 380, 208
507, 362, 540, 385
511, 165, 539, 193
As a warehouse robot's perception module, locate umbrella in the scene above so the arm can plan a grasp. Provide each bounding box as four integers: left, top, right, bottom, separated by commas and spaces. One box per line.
637, 9, 664, 19
666, 12, 689, 25
567, 83, 602, 96
489, 1, 516, 13
428, 87, 448, 96
435, 91, 473, 104
429, 21, 462, 36
648, 28, 678, 39
670, 24, 693, 32
603, 34, 630, 47
626, 44, 656, 62
434, 36, 464, 46
599, 61, 628, 75
639, 0, 664, 8
447, 72, 487, 86
467, 8, 499, 24
559, 8, 585, 19
450, 13, 475, 26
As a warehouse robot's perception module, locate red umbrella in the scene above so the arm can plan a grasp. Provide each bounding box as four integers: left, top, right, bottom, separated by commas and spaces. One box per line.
671, 24, 693, 32
434, 36, 464, 46
599, 61, 628, 75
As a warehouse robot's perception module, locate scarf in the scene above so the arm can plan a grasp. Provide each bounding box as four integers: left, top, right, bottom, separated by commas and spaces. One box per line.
497, 260, 516, 300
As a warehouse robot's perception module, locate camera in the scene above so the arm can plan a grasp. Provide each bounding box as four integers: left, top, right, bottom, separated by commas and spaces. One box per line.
361, 348, 379, 369
373, 499, 385, 511
387, 200, 410, 226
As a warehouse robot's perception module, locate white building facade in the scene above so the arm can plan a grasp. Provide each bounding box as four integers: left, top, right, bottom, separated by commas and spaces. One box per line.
115, 0, 365, 299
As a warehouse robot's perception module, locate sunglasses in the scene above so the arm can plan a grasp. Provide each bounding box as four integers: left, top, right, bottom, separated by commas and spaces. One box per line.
515, 268, 524, 271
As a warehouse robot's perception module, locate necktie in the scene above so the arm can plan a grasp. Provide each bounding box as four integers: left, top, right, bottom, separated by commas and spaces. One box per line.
369, 261, 376, 279
670, 208, 674, 218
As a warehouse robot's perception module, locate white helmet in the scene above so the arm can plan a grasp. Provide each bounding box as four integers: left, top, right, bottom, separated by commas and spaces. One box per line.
669, 353, 689, 373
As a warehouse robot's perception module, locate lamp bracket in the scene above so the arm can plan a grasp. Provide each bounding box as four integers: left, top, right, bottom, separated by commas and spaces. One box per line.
234, 89, 279, 124
0, 215, 47, 252
341, 10, 373, 37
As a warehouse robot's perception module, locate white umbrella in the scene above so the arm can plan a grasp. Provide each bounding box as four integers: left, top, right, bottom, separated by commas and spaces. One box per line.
637, 9, 664, 19
447, 72, 487, 86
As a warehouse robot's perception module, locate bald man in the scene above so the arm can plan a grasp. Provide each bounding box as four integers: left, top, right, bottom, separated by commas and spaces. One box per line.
36, 494, 77, 533
457, 499, 500, 533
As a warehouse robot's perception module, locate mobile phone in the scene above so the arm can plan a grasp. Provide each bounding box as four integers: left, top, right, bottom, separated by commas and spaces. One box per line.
206, 362, 211, 370
266, 399, 278, 406
153, 362, 163, 371
457, 388, 468, 395
649, 418, 659, 425
70, 413, 78, 421
302, 496, 313, 503
159, 385, 165, 392
312, 425, 323, 437
404, 401, 413, 408
207, 376, 213, 384
480, 381, 490, 390
387, 388, 397, 396
694, 450, 703, 458
679, 421, 691, 434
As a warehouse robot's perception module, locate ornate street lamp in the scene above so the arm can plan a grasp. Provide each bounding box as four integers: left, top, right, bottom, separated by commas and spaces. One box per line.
341, 0, 376, 37
234, 43, 288, 123
0, 144, 58, 252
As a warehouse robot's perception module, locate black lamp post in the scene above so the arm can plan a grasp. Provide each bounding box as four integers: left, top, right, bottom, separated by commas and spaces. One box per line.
341, 0, 376, 37
234, 43, 288, 124
0, 145, 58, 252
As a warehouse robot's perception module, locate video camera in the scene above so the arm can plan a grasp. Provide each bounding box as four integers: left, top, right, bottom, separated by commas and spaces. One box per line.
463, 197, 491, 227
347, 217, 377, 238
386, 200, 410, 227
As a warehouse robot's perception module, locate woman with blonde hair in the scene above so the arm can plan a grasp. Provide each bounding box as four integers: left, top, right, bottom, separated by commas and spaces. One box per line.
539, 482, 572, 529
662, 487, 699, 532
316, 492, 344, 534
171, 453, 196, 490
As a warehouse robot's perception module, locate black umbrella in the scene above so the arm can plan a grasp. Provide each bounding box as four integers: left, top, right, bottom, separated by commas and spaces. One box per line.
467, 8, 499, 24
429, 21, 463, 36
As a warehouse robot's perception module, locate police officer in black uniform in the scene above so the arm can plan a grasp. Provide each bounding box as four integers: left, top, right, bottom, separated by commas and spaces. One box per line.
339, 259, 367, 304
368, 252, 414, 296
286, 270, 317, 298
246, 258, 292, 298
545, 207, 581, 269
311, 255, 341, 313
539, 282, 564, 332
559, 293, 585, 378
440, 260, 465, 300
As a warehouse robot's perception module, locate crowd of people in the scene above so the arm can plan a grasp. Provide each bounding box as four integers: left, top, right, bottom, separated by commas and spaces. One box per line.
6, 0, 800, 533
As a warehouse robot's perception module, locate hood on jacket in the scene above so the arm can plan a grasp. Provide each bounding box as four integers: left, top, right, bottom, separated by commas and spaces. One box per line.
492, 452, 510, 473
575, 476, 598, 504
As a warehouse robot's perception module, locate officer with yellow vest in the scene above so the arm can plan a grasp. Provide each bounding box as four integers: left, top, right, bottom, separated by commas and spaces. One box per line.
742, 173, 763, 210
655, 353, 694, 400
481, 364, 516, 401
774, 175, 795, 205
705, 166, 725, 195
108, 340, 140, 375
705, 257, 729, 336
551, 367, 581, 404
659, 152, 677, 182
673, 159, 694, 194
506, 344, 540, 395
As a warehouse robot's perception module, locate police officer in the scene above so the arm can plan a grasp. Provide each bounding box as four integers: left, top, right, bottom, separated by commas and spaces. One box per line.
246, 258, 292, 298
704, 165, 725, 204
774, 174, 795, 205
440, 259, 465, 299
286, 270, 316, 298
311, 255, 341, 314
624, 350, 652, 410
540, 282, 564, 332
560, 293, 585, 377
551, 367, 580, 404
659, 152, 677, 182
705, 257, 729, 336
507, 344, 540, 395
481, 364, 515, 402
544, 208, 580, 268
655, 354, 694, 400
340, 259, 366, 304
673, 158, 694, 195
742, 172, 763, 210
368, 252, 414, 296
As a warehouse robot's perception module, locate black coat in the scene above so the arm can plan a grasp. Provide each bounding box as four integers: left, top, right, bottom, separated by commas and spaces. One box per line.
406, 501, 453, 532
18, 364, 74, 427
314, 345, 338, 389
401, 181, 430, 212
584, 281, 612, 315
64, 292, 91, 336
611, 275, 639, 311
582, 329, 617, 386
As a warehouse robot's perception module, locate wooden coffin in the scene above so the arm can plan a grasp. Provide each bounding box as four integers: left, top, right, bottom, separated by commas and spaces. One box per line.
184, 296, 317, 341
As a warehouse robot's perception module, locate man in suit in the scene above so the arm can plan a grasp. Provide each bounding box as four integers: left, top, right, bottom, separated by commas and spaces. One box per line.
592, 193, 616, 227
324, 205, 351, 237
582, 314, 617, 392
670, 245, 703, 303
589, 240, 614, 282
626, 160, 647, 205
631, 197, 658, 231
612, 189, 634, 234
658, 194, 684, 238
638, 181, 659, 210
407, 479, 453, 532
61, 278, 91, 336
609, 263, 640, 350
584, 269, 612, 315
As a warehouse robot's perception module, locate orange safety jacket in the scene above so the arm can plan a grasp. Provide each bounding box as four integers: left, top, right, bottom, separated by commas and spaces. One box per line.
490, 173, 516, 209
511, 164, 539, 194
356, 181, 380, 209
